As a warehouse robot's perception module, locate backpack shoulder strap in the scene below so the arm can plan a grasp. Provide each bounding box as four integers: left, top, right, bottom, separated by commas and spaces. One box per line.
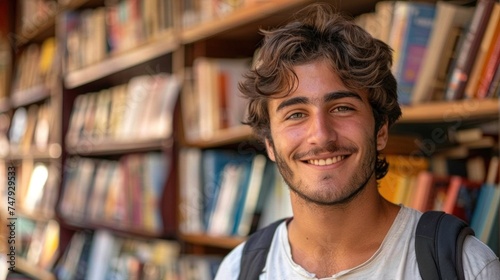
415, 210, 475, 280
238, 218, 288, 280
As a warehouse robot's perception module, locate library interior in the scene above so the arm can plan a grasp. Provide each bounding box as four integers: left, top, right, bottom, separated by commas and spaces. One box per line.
0, 0, 499, 279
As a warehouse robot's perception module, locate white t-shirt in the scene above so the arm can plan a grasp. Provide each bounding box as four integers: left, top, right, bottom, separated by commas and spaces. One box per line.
215, 206, 500, 279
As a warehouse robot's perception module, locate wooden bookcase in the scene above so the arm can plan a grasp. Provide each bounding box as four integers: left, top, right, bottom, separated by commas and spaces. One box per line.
1, 0, 499, 278
1, 0, 61, 279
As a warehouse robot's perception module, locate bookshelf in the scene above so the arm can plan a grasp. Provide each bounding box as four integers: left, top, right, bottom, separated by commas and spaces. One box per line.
175, 0, 500, 262
56, 0, 182, 279
1, 0, 499, 278
1, 0, 62, 278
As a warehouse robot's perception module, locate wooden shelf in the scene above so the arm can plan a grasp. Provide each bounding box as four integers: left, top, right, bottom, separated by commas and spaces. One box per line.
60, 218, 166, 239
14, 0, 104, 48
15, 13, 56, 48
66, 137, 174, 156
64, 34, 179, 89
180, 233, 245, 249
181, 0, 312, 43
8, 143, 62, 161
10, 85, 51, 108
17, 210, 55, 222
399, 98, 499, 124
181, 0, 380, 43
15, 258, 55, 280
184, 125, 254, 148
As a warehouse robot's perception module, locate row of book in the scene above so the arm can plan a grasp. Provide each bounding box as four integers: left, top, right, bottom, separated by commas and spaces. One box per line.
380, 153, 500, 256
0, 159, 59, 219
54, 229, 221, 280
61, 0, 175, 72
16, 217, 60, 271
7, 100, 55, 155
356, 0, 500, 105
59, 152, 170, 234
11, 37, 59, 95
66, 73, 180, 146
182, 0, 266, 28
182, 57, 251, 141
178, 148, 292, 237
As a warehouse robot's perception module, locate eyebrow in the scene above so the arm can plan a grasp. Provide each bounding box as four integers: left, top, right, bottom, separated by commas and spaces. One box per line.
276, 90, 362, 112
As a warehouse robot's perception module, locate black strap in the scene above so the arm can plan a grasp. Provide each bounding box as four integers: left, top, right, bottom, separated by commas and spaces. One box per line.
238, 218, 287, 280
415, 211, 474, 280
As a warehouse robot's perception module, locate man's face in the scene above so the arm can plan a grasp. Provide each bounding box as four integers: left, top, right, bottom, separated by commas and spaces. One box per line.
265, 60, 388, 206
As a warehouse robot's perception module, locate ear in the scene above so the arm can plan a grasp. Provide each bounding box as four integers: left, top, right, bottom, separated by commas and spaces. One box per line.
376, 122, 389, 151
265, 138, 276, 162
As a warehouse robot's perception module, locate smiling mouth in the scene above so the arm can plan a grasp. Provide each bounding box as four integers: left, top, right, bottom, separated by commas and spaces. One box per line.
307, 155, 346, 166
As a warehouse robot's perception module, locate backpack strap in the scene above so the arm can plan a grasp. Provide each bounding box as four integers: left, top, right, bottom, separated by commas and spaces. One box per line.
238, 218, 288, 280
415, 211, 475, 280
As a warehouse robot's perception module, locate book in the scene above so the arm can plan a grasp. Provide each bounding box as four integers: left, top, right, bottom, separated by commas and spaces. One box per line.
118, 75, 152, 138
20, 104, 38, 152
391, 1, 436, 105
235, 154, 267, 236
201, 149, 254, 231
34, 102, 51, 150
85, 230, 119, 280
450, 127, 484, 144
143, 152, 170, 233
387, 1, 410, 76
471, 156, 499, 237
464, 3, 500, 98
250, 160, 277, 234
23, 163, 49, 214
379, 154, 429, 204
87, 160, 113, 222
178, 148, 204, 234
257, 171, 293, 230
9, 107, 27, 145
411, 171, 448, 212
476, 6, 500, 99
412, 1, 475, 104
480, 186, 500, 243
190, 57, 251, 140
441, 175, 483, 217
139, 74, 181, 139
445, 0, 496, 100
484, 62, 500, 98
207, 164, 244, 235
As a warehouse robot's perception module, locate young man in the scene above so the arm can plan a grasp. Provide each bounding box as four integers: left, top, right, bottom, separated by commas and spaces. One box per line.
214, 3, 500, 279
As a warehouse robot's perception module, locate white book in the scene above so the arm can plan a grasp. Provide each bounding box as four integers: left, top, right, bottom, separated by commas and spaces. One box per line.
412, 2, 475, 104
237, 154, 267, 236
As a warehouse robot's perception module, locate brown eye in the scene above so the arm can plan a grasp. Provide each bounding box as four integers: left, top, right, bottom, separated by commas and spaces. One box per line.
287, 112, 306, 119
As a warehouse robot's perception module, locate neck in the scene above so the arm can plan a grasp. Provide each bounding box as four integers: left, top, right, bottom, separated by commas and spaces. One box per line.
287, 182, 400, 277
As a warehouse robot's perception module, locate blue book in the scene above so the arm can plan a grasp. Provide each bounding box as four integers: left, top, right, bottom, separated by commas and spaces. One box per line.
201, 149, 253, 231
470, 184, 495, 238
393, 2, 436, 105
230, 160, 253, 235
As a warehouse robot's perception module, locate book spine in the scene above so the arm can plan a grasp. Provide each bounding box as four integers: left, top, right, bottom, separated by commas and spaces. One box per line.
445, 0, 495, 100
476, 30, 500, 98
394, 3, 436, 105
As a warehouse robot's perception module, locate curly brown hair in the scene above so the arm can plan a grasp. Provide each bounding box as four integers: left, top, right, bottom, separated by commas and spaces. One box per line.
239, 3, 402, 179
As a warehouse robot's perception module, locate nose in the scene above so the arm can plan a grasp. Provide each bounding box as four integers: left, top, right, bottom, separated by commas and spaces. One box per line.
306, 111, 337, 146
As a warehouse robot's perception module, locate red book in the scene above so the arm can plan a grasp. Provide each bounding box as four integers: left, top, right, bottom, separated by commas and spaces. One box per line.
445, 0, 496, 100
476, 17, 500, 98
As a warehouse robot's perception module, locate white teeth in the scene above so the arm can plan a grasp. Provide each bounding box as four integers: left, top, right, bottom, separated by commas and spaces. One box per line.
308, 156, 344, 166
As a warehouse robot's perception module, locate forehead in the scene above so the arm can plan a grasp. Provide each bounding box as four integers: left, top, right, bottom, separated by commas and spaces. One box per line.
269, 60, 369, 106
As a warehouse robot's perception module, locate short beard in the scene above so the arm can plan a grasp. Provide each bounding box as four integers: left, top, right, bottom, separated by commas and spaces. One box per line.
270, 139, 376, 207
